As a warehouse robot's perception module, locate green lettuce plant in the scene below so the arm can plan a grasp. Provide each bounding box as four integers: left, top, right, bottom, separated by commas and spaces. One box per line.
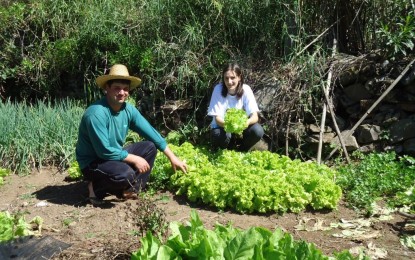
0, 211, 43, 242
67, 161, 82, 180
131, 210, 365, 259
152, 142, 341, 214
224, 108, 248, 135
0, 167, 11, 185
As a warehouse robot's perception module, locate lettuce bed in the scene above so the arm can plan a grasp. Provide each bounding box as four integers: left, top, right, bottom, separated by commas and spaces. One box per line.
153, 142, 341, 214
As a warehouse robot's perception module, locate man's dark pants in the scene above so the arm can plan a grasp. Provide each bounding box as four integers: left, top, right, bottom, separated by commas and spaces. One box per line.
81, 141, 157, 199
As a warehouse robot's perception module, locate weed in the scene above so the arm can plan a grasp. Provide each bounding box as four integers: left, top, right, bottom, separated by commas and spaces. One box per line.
62, 218, 74, 228
19, 193, 35, 200
133, 194, 168, 239
336, 151, 415, 215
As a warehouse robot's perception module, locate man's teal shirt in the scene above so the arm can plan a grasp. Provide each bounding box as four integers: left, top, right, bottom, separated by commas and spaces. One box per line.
76, 97, 167, 169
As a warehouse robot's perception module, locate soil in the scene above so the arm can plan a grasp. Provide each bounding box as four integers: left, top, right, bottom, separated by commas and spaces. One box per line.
1, 167, 415, 260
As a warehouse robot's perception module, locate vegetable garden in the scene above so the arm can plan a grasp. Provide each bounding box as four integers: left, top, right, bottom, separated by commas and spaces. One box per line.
1, 0, 415, 259
1, 100, 415, 259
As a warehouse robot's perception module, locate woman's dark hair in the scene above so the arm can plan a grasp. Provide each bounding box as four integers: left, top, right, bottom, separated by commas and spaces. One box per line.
221, 63, 244, 98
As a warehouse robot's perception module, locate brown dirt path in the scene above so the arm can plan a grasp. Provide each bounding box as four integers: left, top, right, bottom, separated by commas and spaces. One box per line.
0, 167, 414, 259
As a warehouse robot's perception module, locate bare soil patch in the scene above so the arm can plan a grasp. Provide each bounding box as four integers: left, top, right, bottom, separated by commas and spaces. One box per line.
0, 167, 414, 259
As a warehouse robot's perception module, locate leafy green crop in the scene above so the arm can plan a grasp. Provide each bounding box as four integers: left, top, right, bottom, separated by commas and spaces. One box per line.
67, 161, 82, 180
336, 152, 415, 214
152, 142, 342, 214
0, 99, 83, 174
131, 210, 364, 259
0, 167, 11, 186
224, 108, 248, 135
0, 211, 43, 242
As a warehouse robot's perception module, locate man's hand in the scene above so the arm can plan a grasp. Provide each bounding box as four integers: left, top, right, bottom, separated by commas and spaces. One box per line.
124, 154, 150, 174
170, 156, 188, 173
163, 146, 188, 173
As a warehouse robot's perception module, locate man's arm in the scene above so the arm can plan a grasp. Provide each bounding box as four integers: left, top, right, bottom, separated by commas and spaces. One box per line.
123, 154, 150, 174
163, 146, 188, 173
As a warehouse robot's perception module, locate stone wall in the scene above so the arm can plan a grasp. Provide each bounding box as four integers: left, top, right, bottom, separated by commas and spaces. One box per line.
255, 54, 415, 158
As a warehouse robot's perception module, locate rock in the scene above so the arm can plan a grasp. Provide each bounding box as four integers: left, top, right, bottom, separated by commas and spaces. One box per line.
398, 102, 415, 112
339, 94, 358, 107
403, 138, 415, 156
308, 124, 333, 133
380, 60, 392, 73
356, 124, 381, 144
255, 85, 280, 113
372, 108, 403, 126
400, 65, 415, 86
328, 115, 347, 131
332, 130, 359, 151
404, 83, 415, 95
248, 138, 269, 152
358, 144, 377, 153
343, 83, 373, 102
364, 77, 394, 96
287, 122, 307, 143
336, 69, 360, 87
345, 104, 361, 118
305, 132, 336, 143
389, 116, 415, 143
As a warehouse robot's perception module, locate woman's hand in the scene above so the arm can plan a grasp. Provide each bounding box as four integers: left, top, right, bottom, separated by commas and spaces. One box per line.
247, 112, 259, 126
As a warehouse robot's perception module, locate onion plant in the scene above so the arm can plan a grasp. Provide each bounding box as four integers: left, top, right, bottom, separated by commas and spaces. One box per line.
0, 99, 83, 174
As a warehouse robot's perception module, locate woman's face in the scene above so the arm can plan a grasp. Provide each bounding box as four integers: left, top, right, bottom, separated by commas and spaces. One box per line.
223, 70, 241, 94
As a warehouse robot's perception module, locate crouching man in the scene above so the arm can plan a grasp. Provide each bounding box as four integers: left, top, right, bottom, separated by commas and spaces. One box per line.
75, 64, 187, 205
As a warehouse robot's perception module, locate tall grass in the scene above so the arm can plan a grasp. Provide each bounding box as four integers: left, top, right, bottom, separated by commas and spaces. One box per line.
1, 0, 413, 163
0, 99, 83, 174
1, 0, 412, 105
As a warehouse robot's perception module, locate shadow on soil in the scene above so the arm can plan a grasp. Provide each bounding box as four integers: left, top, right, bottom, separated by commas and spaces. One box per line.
169, 193, 337, 217
32, 180, 87, 206
32, 180, 124, 209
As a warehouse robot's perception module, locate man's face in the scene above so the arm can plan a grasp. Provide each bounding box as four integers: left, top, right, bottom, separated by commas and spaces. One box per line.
105, 82, 130, 109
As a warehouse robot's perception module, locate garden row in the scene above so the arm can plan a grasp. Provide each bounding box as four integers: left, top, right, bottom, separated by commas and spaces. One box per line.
2, 99, 415, 258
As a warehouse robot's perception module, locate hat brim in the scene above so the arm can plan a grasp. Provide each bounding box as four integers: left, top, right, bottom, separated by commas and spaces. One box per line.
96, 75, 142, 90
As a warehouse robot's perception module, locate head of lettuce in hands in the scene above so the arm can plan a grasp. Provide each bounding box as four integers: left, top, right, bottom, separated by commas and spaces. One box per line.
224, 108, 248, 135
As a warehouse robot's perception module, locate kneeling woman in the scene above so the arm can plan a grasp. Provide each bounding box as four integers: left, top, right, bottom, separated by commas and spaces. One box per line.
207, 62, 264, 151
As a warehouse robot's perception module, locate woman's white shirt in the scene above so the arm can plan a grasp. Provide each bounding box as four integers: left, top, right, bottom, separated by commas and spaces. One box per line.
207, 83, 259, 128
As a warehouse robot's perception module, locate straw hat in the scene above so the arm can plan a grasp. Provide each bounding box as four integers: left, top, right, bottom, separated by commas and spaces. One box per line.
96, 64, 142, 89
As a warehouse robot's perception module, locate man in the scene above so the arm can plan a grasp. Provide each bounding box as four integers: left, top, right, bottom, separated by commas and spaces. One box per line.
76, 64, 187, 205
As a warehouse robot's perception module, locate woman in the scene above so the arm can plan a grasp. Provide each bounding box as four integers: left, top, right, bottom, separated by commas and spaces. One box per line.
207, 62, 264, 151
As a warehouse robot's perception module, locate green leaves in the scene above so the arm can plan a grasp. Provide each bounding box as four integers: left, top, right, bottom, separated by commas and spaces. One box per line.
0, 211, 43, 242
67, 161, 82, 180
377, 14, 415, 58
0, 99, 83, 174
0, 167, 11, 185
132, 210, 360, 259
152, 142, 342, 214
336, 152, 415, 214
224, 108, 248, 135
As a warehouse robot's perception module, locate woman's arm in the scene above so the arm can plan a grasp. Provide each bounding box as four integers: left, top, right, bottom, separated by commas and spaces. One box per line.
247, 111, 259, 126
214, 115, 225, 127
